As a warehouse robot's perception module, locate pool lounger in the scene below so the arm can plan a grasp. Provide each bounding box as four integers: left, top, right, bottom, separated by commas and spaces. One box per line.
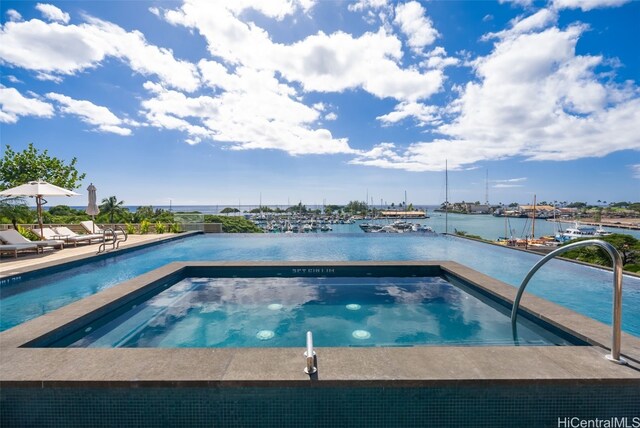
80, 220, 125, 237
0, 243, 40, 258
0, 229, 64, 251
34, 227, 103, 247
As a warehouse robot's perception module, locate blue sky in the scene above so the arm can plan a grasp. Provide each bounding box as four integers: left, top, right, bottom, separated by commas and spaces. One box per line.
1, 0, 639, 208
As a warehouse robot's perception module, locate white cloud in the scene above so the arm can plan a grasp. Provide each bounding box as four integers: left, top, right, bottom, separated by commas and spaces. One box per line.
46, 92, 133, 135
353, 23, 640, 171
421, 47, 460, 70
0, 85, 54, 123
483, 8, 557, 40
0, 15, 200, 92
393, 1, 438, 53
552, 0, 631, 11
5, 75, 22, 84
6, 9, 22, 21
324, 112, 337, 121
492, 177, 527, 187
35, 3, 70, 24
377, 101, 440, 126
163, 2, 442, 101
493, 183, 524, 188
348, 0, 388, 12
141, 65, 353, 155
498, 0, 534, 7
631, 164, 640, 179
493, 177, 527, 183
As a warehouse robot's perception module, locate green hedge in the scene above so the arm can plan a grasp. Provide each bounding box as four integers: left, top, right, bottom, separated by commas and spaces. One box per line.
204, 215, 262, 233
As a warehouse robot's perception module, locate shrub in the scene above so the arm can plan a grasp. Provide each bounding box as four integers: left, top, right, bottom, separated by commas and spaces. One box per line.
203, 215, 262, 233
125, 223, 137, 234
139, 219, 150, 234
169, 223, 181, 233
155, 222, 166, 234
17, 225, 40, 241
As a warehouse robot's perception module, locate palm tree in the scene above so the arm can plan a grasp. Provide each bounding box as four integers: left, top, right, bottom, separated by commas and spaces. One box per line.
100, 196, 126, 225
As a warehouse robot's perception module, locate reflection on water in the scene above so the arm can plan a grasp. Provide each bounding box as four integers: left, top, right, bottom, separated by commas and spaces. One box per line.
69, 276, 573, 348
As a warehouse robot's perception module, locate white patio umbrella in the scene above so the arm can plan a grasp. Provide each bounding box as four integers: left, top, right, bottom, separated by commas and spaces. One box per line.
0, 180, 80, 239
85, 183, 100, 232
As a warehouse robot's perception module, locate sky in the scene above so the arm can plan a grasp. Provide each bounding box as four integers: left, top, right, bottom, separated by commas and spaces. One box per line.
1, 0, 639, 208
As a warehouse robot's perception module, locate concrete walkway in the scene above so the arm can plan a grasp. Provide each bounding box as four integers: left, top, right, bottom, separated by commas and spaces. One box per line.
0, 234, 179, 277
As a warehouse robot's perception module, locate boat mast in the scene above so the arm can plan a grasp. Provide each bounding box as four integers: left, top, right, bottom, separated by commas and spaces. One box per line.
485, 169, 489, 205
366, 189, 369, 218
532, 194, 536, 238
504, 205, 508, 239
445, 160, 448, 235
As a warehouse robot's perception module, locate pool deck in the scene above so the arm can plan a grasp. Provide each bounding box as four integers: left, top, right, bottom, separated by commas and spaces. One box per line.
0, 233, 186, 278
2, 261, 639, 389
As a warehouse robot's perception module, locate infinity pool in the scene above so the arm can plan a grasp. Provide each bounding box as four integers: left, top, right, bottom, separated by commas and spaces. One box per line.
58, 276, 576, 348
2, 234, 639, 336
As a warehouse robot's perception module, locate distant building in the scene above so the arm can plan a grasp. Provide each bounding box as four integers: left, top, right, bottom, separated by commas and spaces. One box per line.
466, 204, 491, 214
379, 210, 427, 219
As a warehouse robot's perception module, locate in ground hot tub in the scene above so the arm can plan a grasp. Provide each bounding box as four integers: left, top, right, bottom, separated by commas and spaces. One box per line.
47, 273, 580, 349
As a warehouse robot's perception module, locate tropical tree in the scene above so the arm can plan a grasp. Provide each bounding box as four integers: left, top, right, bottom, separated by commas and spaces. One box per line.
100, 196, 127, 224
0, 197, 34, 229
220, 207, 240, 215
345, 200, 367, 215
285, 203, 308, 214
133, 206, 155, 222
0, 143, 86, 190
561, 234, 640, 270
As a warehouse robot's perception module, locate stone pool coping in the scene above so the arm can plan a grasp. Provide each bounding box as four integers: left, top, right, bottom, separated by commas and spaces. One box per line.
1, 261, 639, 388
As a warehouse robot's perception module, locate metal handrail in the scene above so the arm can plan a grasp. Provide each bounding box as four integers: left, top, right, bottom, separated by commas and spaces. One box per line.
97, 226, 128, 254
511, 239, 625, 364
97, 227, 116, 254
304, 331, 317, 374
113, 225, 128, 249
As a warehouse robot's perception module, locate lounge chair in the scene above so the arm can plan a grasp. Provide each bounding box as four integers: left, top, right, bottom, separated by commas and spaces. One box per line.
0, 229, 64, 251
80, 220, 125, 237
34, 227, 102, 247
54, 226, 104, 245
0, 243, 40, 258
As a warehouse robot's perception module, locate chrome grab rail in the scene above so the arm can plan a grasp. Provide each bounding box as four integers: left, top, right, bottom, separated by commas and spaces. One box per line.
304, 331, 317, 374
97, 227, 116, 254
97, 226, 128, 254
113, 225, 128, 249
511, 239, 626, 364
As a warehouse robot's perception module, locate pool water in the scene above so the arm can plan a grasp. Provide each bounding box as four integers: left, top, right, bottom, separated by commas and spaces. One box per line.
2, 234, 639, 336
65, 276, 574, 348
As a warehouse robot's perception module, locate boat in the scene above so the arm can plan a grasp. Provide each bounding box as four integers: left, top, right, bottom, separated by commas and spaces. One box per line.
362, 221, 434, 234
359, 223, 383, 233
556, 223, 612, 242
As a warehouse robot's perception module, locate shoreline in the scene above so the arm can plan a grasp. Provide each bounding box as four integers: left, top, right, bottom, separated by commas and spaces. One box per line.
547, 218, 640, 231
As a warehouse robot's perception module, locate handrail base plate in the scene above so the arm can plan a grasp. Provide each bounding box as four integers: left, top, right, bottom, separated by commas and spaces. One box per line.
605, 354, 627, 365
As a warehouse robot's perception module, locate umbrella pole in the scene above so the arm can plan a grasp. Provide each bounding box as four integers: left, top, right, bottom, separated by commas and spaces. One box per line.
92, 215, 95, 233
37, 195, 44, 239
